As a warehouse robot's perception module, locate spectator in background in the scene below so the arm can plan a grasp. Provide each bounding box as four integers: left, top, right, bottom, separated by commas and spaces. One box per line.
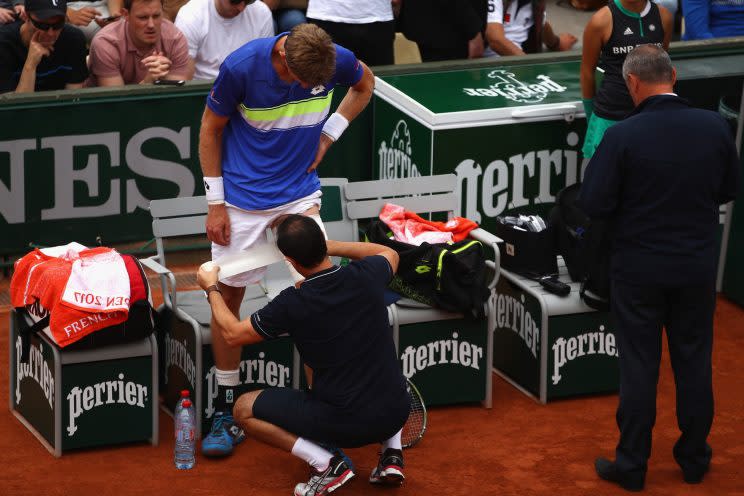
0, 0, 88, 93
176, 0, 273, 81
162, 0, 186, 20
580, 0, 672, 159
88, 0, 191, 86
306, 0, 398, 66
66, 0, 123, 42
485, 0, 577, 57
654, 0, 677, 18
681, 0, 744, 135
1, 0, 24, 24
263, 0, 306, 33
682, 0, 744, 40
397, 0, 486, 62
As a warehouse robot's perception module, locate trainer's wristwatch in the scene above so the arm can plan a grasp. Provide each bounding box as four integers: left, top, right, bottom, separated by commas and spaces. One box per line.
205, 285, 222, 302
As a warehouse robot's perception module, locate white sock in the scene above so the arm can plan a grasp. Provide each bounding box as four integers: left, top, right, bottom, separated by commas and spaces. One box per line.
382, 430, 402, 451
291, 438, 334, 471
215, 368, 240, 387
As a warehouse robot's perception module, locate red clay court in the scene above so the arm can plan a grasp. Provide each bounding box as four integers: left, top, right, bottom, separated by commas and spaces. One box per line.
1, 270, 743, 496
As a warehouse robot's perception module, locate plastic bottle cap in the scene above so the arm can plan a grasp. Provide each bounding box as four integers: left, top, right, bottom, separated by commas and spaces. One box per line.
182, 399, 192, 408
180, 390, 190, 398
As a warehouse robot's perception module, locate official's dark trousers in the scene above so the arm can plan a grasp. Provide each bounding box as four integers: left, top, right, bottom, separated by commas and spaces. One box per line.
306, 18, 396, 67
611, 278, 715, 482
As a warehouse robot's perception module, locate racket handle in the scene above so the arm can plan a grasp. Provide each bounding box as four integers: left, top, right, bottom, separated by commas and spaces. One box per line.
539, 276, 571, 296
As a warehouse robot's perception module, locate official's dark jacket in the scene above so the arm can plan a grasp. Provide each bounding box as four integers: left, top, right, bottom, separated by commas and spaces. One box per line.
577, 95, 740, 287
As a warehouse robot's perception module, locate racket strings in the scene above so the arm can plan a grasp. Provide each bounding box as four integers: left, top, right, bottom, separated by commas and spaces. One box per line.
401, 382, 427, 448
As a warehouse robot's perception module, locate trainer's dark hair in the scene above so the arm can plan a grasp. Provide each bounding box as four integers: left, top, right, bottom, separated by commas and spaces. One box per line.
622, 44, 674, 84
276, 215, 327, 268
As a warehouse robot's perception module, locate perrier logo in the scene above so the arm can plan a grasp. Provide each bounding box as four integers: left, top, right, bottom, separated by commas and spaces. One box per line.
463, 70, 567, 104
378, 120, 421, 180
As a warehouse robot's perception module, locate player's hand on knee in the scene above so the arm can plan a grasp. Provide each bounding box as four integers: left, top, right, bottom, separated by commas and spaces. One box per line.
206, 204, 231, 246
307, 134, 333, 172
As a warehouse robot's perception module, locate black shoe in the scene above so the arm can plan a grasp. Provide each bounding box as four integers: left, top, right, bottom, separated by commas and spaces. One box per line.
683, 465, 709, 484
369, 448, 404, 486
674, 442, 711, 484
595, 457, 645, 492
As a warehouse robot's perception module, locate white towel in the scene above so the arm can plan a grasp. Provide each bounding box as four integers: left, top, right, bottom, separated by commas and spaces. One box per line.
61, 249, 131, 313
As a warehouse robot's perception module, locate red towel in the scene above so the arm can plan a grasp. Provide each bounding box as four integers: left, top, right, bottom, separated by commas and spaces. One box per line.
379, 203, 479, 245
11, 245, 131, 347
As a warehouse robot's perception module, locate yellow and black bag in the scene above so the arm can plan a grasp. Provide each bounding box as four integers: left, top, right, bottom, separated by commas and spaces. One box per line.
365, 220, 489, 319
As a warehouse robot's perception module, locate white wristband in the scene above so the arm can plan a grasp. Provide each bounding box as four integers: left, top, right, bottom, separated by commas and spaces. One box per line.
204, 176, 225, 204
321, 112, 349, 142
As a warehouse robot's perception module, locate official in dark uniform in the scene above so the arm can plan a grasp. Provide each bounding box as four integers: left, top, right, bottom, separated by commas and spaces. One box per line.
578, 44, 740, 491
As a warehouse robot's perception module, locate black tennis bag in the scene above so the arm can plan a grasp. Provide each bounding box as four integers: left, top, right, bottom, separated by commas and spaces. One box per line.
364, 220, 490, 319
549, 183, 612, 310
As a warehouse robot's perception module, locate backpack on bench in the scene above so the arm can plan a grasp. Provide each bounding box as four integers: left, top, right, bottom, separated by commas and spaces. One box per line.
364, 220, 490, 319
549, 183, 612, 310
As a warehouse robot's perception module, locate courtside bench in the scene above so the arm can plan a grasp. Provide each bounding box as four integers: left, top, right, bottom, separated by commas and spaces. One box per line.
492, 259, 619, 403
146, 204, 299, 437
145, 180, 351, 436
341, 174, 501, 408
8, 310, 159, 457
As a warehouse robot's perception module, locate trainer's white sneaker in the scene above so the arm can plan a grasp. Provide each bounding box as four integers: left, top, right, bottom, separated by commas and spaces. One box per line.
294, 455, 355, 496
369, 448, 405, 486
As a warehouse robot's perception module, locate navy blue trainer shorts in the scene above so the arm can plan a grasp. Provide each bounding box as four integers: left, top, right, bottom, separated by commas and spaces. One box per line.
252, 387, 408, 448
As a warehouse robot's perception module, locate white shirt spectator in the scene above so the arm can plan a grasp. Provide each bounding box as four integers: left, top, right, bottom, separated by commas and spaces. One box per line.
175, 0, 274, 80
306, 0, 392, 24
487, 0, 534, 47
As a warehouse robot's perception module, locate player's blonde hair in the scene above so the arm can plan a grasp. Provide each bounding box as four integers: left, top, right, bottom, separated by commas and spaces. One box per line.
284, 24, 336, 87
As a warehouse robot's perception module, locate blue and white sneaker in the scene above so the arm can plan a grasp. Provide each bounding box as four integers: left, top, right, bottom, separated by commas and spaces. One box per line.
201, 412, 246, 457
294, 455, 355, 496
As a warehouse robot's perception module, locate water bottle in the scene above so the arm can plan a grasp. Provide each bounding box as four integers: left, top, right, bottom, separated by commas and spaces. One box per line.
174, 399, 196, 470
174, 389, 190, 419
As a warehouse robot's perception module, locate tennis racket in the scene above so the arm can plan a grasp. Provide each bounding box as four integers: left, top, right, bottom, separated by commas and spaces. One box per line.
401, 379, 427, 449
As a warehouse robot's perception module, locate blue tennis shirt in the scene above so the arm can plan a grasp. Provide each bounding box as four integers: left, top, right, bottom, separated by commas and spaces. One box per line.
207, 33, 364, 211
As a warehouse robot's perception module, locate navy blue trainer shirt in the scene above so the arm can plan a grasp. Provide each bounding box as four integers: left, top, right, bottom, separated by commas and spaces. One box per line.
250, 256, 408, 413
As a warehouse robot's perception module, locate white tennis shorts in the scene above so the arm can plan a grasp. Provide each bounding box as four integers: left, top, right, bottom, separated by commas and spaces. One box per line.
211, 190, 323, 287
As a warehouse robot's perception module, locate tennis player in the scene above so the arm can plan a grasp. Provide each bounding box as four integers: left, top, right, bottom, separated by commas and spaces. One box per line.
198, 23, 375, 457
197, 215, 409, 495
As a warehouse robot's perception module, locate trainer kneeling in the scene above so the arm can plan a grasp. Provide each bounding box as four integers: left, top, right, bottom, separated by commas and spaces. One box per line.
197, 215, 409, 496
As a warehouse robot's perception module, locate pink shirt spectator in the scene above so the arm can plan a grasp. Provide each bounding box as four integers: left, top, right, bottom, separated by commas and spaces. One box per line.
88, 17, 190, 85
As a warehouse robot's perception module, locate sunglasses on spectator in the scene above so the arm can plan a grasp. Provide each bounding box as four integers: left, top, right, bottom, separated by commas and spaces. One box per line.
31, 18, 65, 31
229, 0, 257, 5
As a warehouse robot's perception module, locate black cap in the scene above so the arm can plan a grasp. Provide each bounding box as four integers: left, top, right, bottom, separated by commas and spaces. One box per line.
25, 0, 67, 20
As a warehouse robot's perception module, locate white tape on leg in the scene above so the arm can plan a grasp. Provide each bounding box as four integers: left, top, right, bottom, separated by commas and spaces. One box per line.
212, 243, 285, 281
308, 214, 328, 239
200, 261, 216, 272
